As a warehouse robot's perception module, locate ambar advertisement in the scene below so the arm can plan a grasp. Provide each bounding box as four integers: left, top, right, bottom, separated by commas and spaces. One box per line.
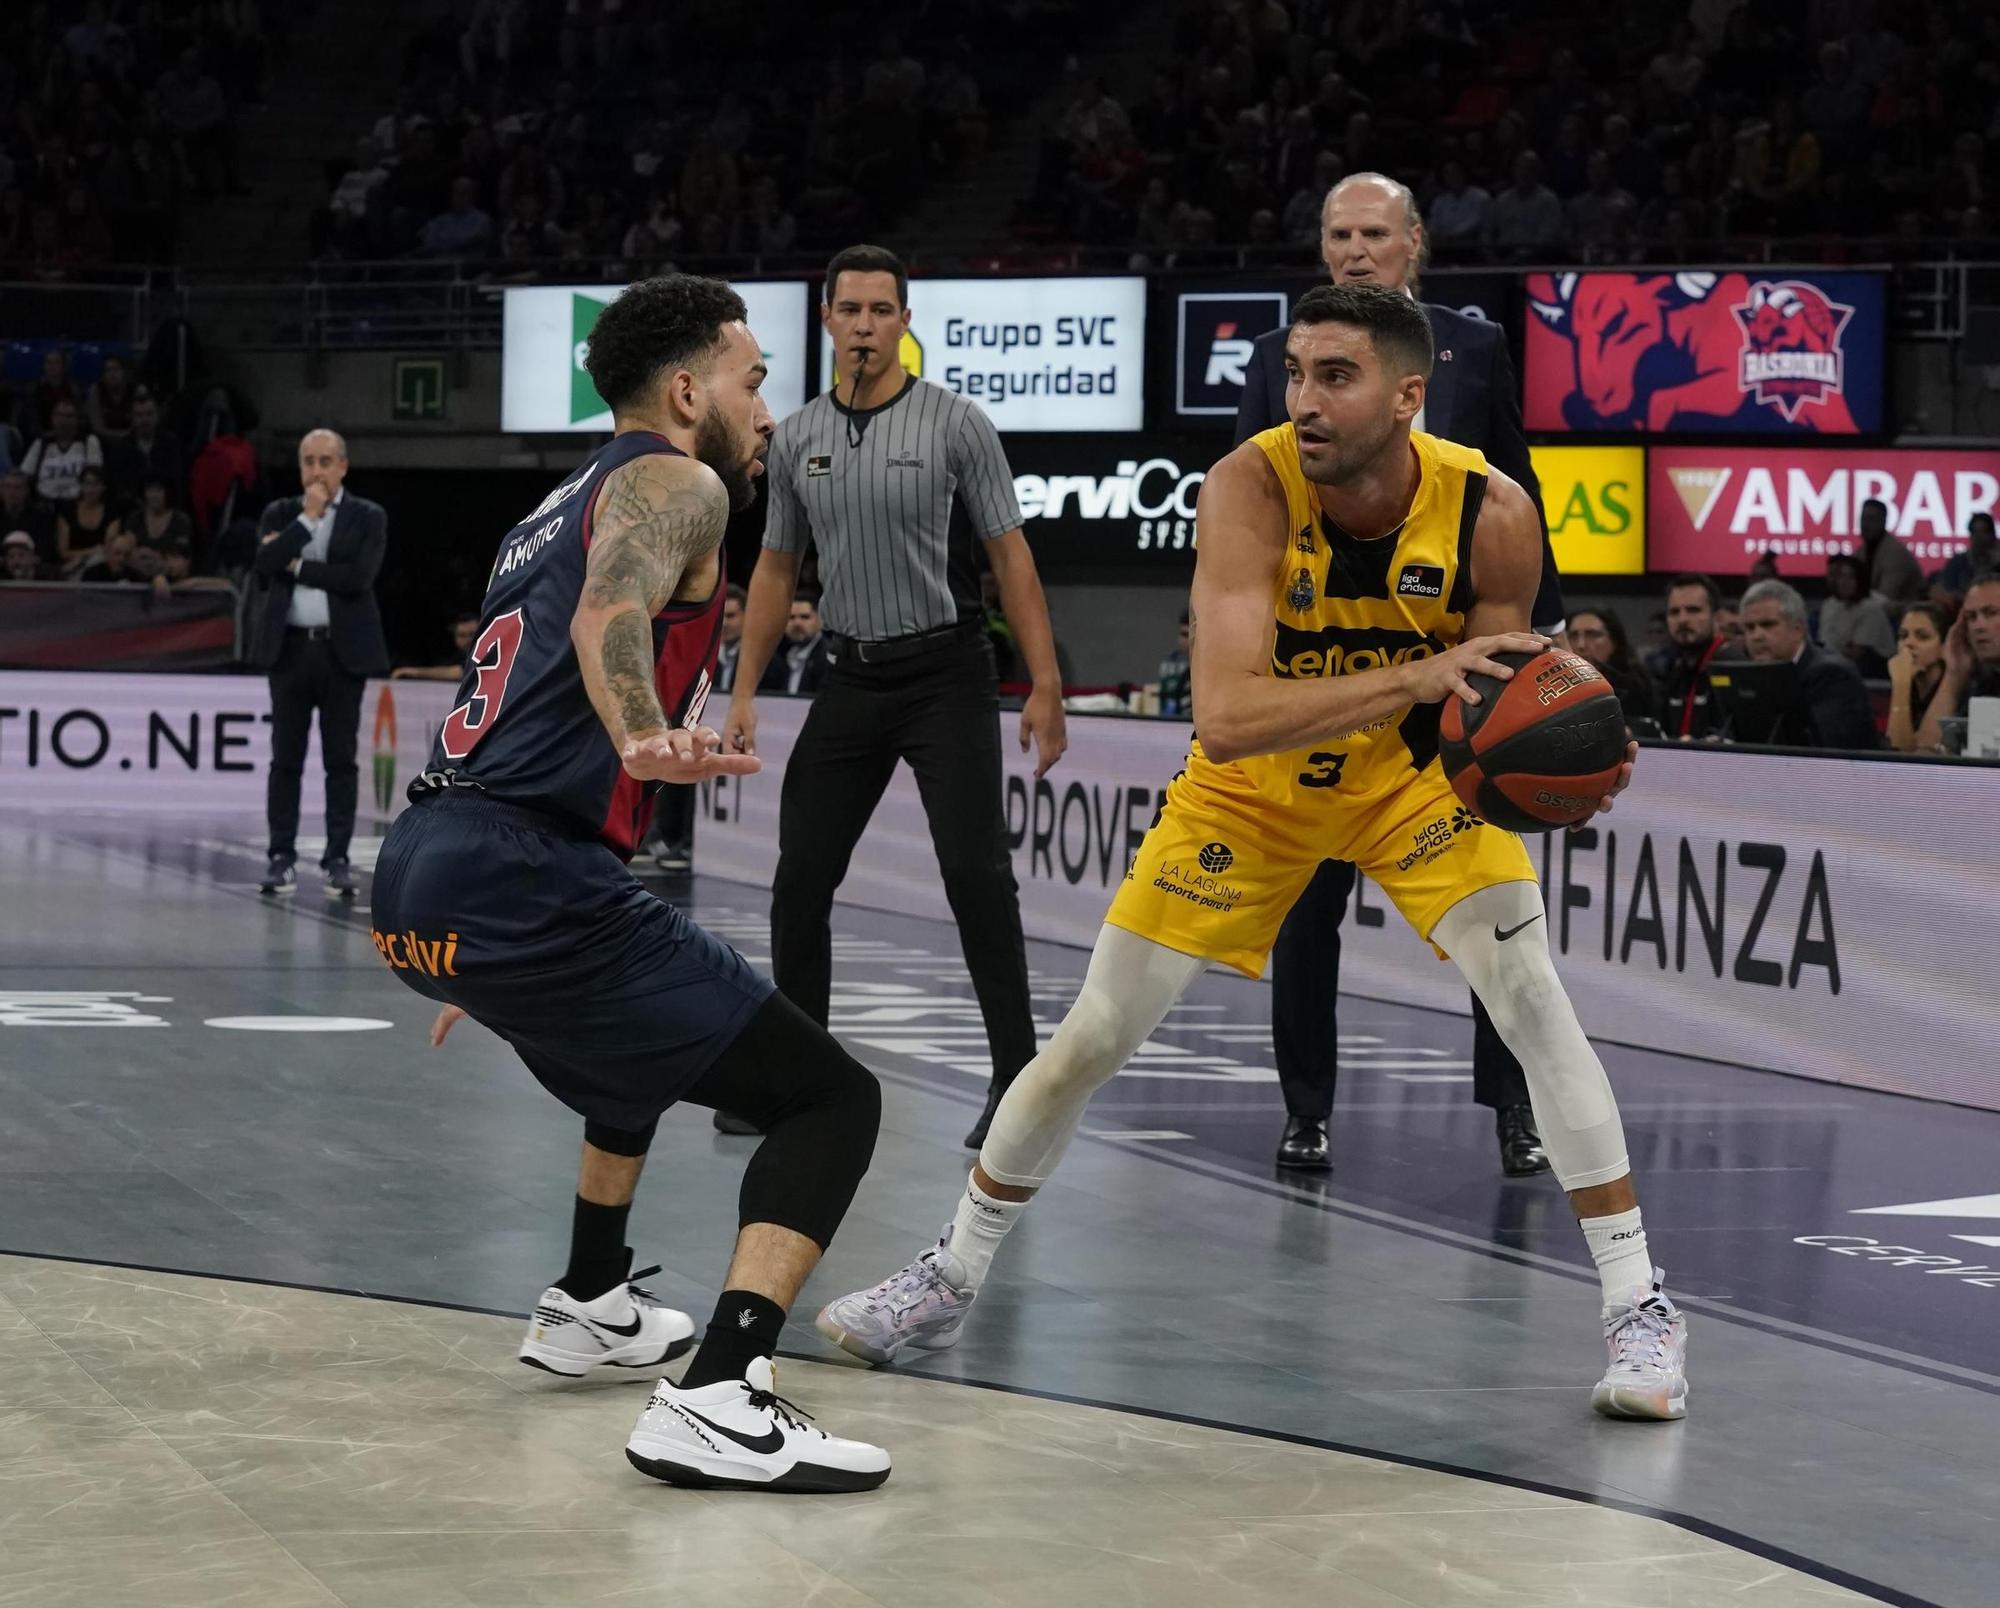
1648, 447, 2000, 575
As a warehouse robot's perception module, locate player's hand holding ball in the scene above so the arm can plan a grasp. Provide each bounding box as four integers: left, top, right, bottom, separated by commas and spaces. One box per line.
1399, 632, 1550, 707
1439, 646, 1634, 831
622, 726, 761, 783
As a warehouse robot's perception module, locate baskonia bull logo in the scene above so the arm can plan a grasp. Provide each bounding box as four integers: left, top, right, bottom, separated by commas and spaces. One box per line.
1528, 272, 1858, 433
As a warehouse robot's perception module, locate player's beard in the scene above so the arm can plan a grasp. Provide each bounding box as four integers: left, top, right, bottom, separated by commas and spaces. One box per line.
694, 404, 758, 512
1299, 410, 1399, 487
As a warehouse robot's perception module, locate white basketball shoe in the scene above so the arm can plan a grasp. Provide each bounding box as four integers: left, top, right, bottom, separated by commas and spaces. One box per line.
625, 1356, 891, 1492
814, 1231, 975, 1365
1592, 1268, 1689, 1421
518, 1264, 695, 1378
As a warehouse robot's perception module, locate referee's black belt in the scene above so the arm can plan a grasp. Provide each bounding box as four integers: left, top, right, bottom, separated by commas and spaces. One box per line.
286, 625, 332, 640
825, 618, 983, 666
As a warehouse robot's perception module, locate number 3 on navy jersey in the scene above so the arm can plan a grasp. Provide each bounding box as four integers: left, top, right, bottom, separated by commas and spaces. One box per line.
439, 609, 525, 760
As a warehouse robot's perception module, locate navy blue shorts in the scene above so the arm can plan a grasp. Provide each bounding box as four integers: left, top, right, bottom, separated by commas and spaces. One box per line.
369, 792, 773, 1130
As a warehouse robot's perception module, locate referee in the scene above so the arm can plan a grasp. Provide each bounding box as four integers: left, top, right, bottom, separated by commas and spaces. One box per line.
725, 245, 1067, 1150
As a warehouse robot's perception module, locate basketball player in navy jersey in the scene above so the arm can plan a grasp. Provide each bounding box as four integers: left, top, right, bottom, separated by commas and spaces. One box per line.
371, 275, 891, 1493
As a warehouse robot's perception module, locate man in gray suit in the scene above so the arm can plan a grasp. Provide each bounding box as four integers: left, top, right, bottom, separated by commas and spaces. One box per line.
1233, 173, 1564, 1178
249, 428, 389, 897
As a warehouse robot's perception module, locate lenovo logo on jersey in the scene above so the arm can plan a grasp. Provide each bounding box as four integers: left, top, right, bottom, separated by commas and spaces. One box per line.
1177, 292, 1287, 416
1271, 620, 1444, 679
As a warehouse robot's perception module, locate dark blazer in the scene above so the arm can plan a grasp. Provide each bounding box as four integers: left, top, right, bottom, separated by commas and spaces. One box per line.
1777, 642, 1880, 751
249, 492, 390, 676
1234, 301, 1565, 630
761, 632, 830, 696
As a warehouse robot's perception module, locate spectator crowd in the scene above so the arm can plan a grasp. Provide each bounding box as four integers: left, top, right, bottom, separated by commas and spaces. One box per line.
1564, 502, 2000, 754
1032, 0, 2000, 264
0, 0, 274, 274
0, 341, 251, 597
310, 0, 1093, 269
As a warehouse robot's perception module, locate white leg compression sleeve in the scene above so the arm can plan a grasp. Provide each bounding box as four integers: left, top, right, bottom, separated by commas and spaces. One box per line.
977, 924, 1210, 1190
1430, 881, 1631, 1192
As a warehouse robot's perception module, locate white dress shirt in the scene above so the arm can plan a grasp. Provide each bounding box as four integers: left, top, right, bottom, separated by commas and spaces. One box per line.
286, 487, 342, 629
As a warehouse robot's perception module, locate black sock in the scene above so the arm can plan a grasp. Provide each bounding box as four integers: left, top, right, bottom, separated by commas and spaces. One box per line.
556, 1197, 631, 1301
678, 1290, 786, 1390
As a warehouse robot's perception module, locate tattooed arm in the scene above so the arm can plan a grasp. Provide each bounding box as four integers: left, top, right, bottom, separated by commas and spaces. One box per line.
571, 452, 759, 783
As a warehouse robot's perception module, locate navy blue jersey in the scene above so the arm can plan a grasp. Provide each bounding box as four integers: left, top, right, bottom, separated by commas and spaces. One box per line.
416, 432, 724, 858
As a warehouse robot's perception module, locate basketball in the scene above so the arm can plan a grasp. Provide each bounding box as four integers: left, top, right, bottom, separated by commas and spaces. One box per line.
1439, 649, 1628, 833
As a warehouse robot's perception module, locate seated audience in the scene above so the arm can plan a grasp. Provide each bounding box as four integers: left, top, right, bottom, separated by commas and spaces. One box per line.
1817, 553, 1895, 676
1885, 602, 1952, 752
1566, 607, 1654, 726
56, 466, 121, 568
1716, 598, 1744, 656
1857, 497, 1924, 606
21, 401, 104, 505
713, 584, 748, 693
1936, 512, 1996, 599
77, 528, 139, 583
2, 530, 44, 581
1157, 610, 1191, 716
1652, 572, 1731, 738
762, 591, 829, 696
1917, 575, 2000, 751
1737, 578, 1878, 749
393, 611, 483, 680
124, 476, 194, 559
0, 470, 58, 568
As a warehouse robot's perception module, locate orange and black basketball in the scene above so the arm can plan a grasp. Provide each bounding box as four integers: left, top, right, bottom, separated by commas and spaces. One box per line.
1439, 649, 1628, 833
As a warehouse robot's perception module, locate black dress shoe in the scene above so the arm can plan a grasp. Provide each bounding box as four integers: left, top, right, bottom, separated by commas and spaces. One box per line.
712, 1110, 761, 1136
1496, 1103, 1552, 1177
962, 1078, 1012, 1150
1275, 1116, 1331, 1171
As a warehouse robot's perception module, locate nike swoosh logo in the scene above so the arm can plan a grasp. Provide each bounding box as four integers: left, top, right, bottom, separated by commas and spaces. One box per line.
1494, 914, 1545, 943
681, 1406, 785, 1455
584, 1312, 644, 1339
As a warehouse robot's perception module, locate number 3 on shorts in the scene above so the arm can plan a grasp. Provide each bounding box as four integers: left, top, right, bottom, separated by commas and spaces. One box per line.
1297, 751, 1346, 789
439, 608, 525, 760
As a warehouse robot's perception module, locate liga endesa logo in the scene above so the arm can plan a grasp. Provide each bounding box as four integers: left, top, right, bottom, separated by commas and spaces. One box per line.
1526, 271, 1863, 433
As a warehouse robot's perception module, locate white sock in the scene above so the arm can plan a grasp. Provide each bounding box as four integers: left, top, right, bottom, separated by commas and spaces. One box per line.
943, 1173, 1026, 1291
1580, 1207, 1653, 1304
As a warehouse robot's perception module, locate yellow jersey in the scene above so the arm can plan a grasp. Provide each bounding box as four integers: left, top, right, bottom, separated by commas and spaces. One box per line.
1189, 423, 1490, 810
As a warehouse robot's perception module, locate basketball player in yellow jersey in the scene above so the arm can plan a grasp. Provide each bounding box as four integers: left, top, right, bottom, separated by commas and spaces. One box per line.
820, 284, 1689, 1422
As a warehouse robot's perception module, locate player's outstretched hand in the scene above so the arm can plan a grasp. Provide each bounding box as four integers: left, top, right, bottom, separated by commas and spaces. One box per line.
1401, 632, 1548, 706
622, 726, 762, 782
1576, 739, 1640, 825
429, 1004, 467, 1046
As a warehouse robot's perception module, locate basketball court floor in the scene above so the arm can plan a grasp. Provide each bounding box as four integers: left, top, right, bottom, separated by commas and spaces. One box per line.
2, 811, 1994, 1607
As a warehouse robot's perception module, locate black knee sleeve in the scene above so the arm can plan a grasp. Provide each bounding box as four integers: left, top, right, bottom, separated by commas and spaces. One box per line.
583, 1116, 657, 1156
689, 991, 881, 1249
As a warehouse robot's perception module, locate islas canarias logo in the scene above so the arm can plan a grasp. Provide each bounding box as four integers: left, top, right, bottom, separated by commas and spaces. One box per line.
570, 291, 789, 425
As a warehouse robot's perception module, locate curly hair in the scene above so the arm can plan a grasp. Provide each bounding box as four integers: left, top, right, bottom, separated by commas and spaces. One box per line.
583, 274, 748, 415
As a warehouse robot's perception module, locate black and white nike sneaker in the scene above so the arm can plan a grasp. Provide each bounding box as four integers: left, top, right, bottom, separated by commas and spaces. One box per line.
518, 1265, 695, 1379
625, 1356, 890, 1493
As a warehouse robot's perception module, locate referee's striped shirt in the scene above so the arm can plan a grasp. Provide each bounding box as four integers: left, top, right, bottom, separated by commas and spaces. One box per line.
762, 376, 1023, 641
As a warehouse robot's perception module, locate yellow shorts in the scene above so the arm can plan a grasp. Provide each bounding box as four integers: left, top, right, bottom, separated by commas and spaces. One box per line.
1104, 756, 1536, 977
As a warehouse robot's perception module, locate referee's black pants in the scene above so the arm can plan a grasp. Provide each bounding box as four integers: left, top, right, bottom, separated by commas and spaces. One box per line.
266, 629, 364, 867
1271, 859, 1532, 1121
771, 633, 1036, 1091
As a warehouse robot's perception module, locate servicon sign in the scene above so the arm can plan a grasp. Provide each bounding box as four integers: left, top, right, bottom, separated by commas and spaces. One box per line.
1648, 446, 2000, 576
501, 282, 809, 432
1527, 446, 1645, 575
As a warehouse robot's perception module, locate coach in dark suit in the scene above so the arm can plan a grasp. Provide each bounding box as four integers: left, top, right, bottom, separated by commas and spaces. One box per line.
248, 428, 389, 897
1234, 173, 1564, 1179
